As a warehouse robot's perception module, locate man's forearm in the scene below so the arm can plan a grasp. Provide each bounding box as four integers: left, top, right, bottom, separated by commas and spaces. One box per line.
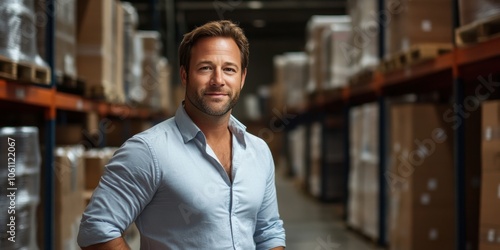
271, 247, 285, 250
81, 237, 130, 250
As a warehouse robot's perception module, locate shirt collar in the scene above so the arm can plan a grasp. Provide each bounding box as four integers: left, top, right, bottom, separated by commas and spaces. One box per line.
174, 103, 247, 147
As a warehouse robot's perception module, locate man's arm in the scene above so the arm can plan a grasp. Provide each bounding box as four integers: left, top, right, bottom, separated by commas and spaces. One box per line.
81, 237, 130, 250
270, 247, 285, 250
254, 147, 286, 250
78, 137, 159, 247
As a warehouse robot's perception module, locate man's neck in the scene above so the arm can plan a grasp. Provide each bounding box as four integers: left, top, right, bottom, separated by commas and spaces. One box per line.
184, 102, 232, 142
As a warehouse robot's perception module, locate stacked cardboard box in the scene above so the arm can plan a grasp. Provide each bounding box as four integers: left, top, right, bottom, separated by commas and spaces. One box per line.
54, 145, 85, 250
385, 0, 452, 56
479, 101, 500, 250
388, 104, 455, 250
83, 148, 116, 191
459, 0, 500, 26
77, 0, 125, 103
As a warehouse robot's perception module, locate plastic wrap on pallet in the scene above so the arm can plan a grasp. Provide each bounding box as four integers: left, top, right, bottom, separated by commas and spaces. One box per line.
347, 0, 379, 76
347, 103, 380, 239
322, 22, 352, 89
306, 15, 350, 93
128, 31, 161, 107
54, 0, 76, 78
0, 126, 41, 250
54, 145, 85, 250
282, 52, 308, 109
0, 0, 48, 67
122, 2, 139, 103
460, 0, 500, 26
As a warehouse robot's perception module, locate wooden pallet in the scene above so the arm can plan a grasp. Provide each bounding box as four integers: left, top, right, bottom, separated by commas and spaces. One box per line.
456, 13, 500, 47
380, 43, 453, 73
56, 73, 86, 95
349, 68, 375, 87
0, 55, 17, 80
0, 55, 51, 85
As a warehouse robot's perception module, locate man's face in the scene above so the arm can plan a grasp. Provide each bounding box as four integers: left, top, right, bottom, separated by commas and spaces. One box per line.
181, 36, 246, 117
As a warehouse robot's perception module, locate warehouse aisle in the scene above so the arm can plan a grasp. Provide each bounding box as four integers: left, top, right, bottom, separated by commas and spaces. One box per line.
276, 174, 382, 250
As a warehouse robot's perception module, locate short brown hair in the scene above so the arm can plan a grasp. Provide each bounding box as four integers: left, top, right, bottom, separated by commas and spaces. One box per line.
179, 20, 249, 73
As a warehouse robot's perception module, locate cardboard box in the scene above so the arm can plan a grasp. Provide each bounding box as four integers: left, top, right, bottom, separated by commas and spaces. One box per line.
386, 0, 452, 55
480, 226, 500, 247
112, 1, 125, 104
389, 104, 456, 250
157, 57, 173, 115
482, 101, 500, 171
480, 171, 500, 226
55, 124, 83, 145
54, 146, 85, 250
390, 207, 455, 250
84, 150, 108, 190
77, 0, 114, 100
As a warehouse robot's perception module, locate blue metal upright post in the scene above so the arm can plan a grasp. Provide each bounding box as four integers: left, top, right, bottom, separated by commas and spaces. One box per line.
342, 104, 350, 221
44, 0, 56, 249
377, 0, 387, 245
377, 97, 387, 246
452, 0, 466, 249
454, 77, 466, 250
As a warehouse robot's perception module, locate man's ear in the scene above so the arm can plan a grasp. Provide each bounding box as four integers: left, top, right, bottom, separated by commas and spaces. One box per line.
240, 68, 247, 89
180, 66, 187, 87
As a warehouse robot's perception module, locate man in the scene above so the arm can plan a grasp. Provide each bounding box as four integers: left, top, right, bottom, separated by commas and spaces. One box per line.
78, 20, 286, 249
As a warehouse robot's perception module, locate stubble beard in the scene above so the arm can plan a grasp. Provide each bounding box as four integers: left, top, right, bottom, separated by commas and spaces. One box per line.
186, 85, 240, 116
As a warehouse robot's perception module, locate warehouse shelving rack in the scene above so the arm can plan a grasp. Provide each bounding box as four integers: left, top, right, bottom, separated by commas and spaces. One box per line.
303, 3, 500, 249
0, 1, 165, 249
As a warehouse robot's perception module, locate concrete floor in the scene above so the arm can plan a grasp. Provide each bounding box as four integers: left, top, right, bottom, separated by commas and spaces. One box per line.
276, 175, 383, 250
128, 173, 383, 250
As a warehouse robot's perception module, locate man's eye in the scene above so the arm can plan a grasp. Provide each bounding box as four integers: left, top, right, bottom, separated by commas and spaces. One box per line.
200, 66, 212, 71
224, 68, 236, 73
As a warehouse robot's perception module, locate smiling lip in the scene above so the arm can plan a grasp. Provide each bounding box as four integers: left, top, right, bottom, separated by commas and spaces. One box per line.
205, 92, 227, 97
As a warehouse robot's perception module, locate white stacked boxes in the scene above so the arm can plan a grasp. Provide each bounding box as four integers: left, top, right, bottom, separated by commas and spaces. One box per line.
348, 103, 379, 239
346, 0, 379, 76
306, 16, 351, 93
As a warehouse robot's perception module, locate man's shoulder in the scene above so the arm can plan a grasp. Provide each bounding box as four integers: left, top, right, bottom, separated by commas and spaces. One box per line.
130, 117, 178, 144
242, 130, 271, 152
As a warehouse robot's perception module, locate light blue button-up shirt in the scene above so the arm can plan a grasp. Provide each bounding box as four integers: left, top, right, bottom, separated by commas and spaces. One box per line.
78, 105, 286, 249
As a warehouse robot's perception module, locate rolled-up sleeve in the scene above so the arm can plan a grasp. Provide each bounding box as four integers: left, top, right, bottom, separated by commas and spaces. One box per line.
77, 136, 160, 247
254, 149, 286, 249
